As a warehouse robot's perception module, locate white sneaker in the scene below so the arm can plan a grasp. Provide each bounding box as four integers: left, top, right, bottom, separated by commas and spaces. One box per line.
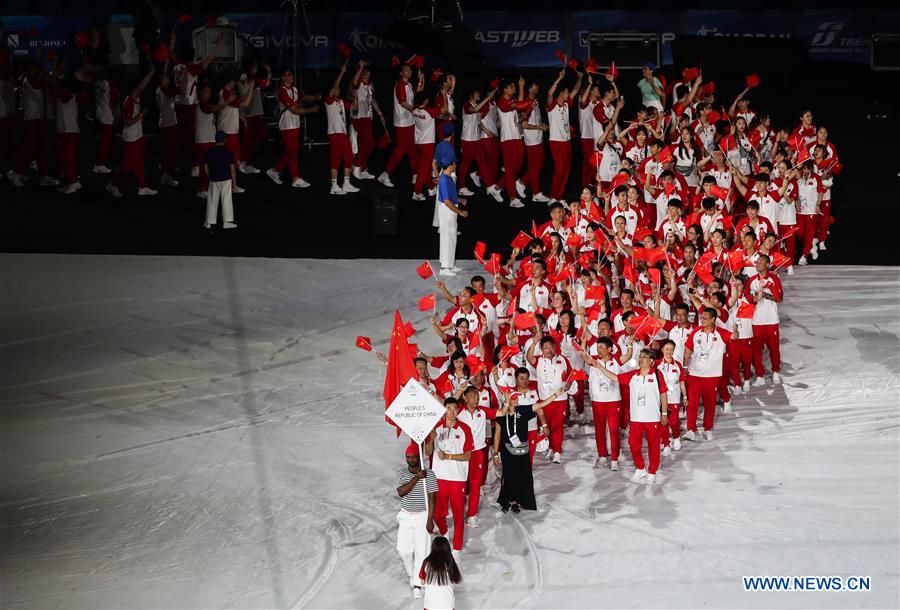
798, 256, 808, 266
466, 516, 480, 528
705, 430, 714, 441
377, 172, 394, 187
411, 174, 417, 185
683, 430, 697, 441
240, 163, 261, 174
39, 176, 60, 186
203, 222, 211, 229
723, 401, 732, 414
291, 177, 311, 188
753, 376, 767, 387
137, 186, 157, 196
630, 469, 647, 483
427, 187, 437, 197
662, 446, 672, 457
450, 266, 462, 272
58, 182, 78, 194
28, 161, 37, 171
731, 385, 743, 396
644, 473, 657, 485
342, 180, 359, 193
412, 586, 423, 599
160, 173, 179, 187
266, 168, 283, 185
772, 372, 783, 384
469, 171, 482, 187
223, 221, 237, 229
594, 456, 608, 468
106, 183, 122, 198
552, 451, 561, 464
451, 549, 460, 563
92, 164, 112, 174
458, 187, 475, 196
812, 237, 819, 247
610, 460, 619, 471
515, 180, 527, 199
232, 186, 246, 194
818, 241, 826, 251
673, 438, 682, 451
439, 268, 457, 277
787, 266, 795, 275
330, 183, 346, 196
352, 166, 364, 180
411, 192, 426, 201
810, 247, 819, 261
532, 192, 549, 203
487, 185, 504, 203
359, 169, 376, 179
197, 191, 208, 199
189, 166, 199, 177
509, 198, 524, 208
742, 380, 751, 392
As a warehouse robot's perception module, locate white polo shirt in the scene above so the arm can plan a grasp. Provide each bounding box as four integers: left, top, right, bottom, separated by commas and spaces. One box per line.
533, 354, 572, 400
747, 273, 782, 325
620, 369, 669, 422
586, 351, 630, 402
684, 328, 730, 377
457, 407, 488, 451
431, 419, 474, 482
656, 359, 686, 403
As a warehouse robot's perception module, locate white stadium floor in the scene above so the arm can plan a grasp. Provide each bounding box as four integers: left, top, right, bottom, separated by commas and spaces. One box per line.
1, 255, 898, 609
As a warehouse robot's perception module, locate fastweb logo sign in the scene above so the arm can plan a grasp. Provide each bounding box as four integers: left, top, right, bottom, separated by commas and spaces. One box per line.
475, 30, 560, 48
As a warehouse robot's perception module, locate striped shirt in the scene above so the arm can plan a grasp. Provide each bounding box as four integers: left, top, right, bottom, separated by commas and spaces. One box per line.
396, 468, 438, 513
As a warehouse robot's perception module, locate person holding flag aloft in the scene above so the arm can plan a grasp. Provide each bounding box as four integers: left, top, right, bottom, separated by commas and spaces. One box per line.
526, 325, 575, 464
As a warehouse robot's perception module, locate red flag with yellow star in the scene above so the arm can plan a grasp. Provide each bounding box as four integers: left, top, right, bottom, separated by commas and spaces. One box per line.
383, 311, 420, 433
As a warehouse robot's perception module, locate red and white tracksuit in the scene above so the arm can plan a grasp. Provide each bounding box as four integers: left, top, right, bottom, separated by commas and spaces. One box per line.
684, 327, 731, 432
112, 95, 146, 188
273, 84, 302, 179
385, 78, 417, 175
351, 79, 376, 171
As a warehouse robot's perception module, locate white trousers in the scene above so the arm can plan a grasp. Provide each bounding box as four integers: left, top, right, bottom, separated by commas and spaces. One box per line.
206, 179, 234, 224
438, 212, 458, 270
397, 510, 431, 588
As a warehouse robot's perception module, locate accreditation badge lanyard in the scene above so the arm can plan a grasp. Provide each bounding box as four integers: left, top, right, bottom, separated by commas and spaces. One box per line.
696, 331, 715, 362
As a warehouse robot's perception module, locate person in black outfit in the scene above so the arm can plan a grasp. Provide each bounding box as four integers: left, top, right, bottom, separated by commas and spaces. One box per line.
491, 367, 562, 513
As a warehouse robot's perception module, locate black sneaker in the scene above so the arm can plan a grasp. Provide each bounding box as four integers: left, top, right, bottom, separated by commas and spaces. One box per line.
511, 503, 521, 513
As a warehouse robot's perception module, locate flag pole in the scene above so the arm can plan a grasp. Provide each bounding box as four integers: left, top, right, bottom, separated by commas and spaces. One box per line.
418, 440, 430, 531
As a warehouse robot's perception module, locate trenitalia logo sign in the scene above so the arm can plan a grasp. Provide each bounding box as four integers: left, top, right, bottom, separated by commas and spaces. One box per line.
474, 30, 561, 48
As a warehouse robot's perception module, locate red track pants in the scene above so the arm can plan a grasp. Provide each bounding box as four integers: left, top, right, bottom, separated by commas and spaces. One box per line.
549, 140, 571, 200
659, 404, 681, 447
457, 139, 481, 190
476, 137, 499, 187
413, 142, 435, 193
434, 479, 466, 551
466, 448, 485, 518
274, 128, 300, 179
591, 401, 621, 459
730, 337, 753, 386
543, 399, 568, 454
112, 138, 147, 188
57, 132, 80, 183
160, 126, 178, 174
329, 133, 353, 171
96, 122, 115, 167
687, 375, 719, 432
17, 119, 48, 175
817, 200, 832, 243
525, 143, 544, 196
352, 117, 375, 170
629, 422, 661, 474
778, 223, 798, 264
385, 124, 417, 174
797, 213, 817, 257
752, 323, 781, 375
500, 139, 525, 199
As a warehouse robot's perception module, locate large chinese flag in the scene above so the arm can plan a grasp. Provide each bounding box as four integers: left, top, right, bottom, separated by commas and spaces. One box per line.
383, 311, 419, 432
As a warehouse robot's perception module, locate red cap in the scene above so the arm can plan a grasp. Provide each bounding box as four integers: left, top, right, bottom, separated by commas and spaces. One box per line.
406, 441, 418, 456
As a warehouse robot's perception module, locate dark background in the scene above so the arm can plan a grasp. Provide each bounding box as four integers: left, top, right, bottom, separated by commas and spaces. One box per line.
1, 3, 899, 266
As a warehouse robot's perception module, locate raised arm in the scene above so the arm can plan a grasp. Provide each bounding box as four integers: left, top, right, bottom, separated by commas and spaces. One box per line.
547, 68, 565, 106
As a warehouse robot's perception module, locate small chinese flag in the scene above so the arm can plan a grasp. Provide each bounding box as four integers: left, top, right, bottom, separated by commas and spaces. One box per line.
745, 73, 760, 89
513, 312, 537, 330
554, 48, 566, 62
402, 321, 416, 337
567, 369, 588, 382
415, 261, 434, 280
474, 241, 487, 263
499, 344, 520, 361
418, 294, 436, 311
391, 55, 400, 68
710, 184, 729, 200
796, 147, 811, 164
511, 231, 532, 249
737, 302, 756, 319
177, 13, 193, 24
355, 336, 372, 351
585, 285, 606, 301
337, 42, 352, 59
606, 61, 618, 80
